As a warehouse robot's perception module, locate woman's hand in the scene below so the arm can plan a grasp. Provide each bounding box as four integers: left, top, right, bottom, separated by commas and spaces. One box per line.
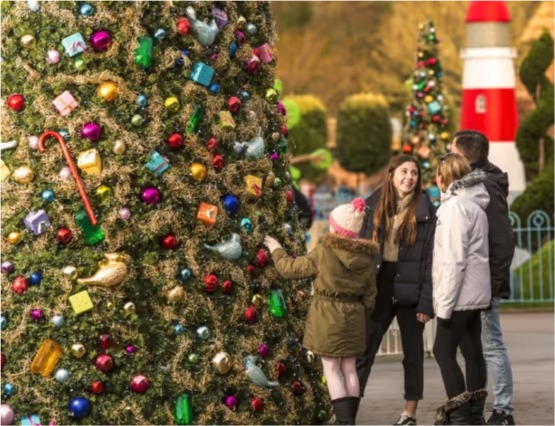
263, 235, 282, 253
416, 313, 431, 324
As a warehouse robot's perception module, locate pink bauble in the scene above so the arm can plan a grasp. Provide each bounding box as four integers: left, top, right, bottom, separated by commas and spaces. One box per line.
29, 135, 39, 150
80, 122, 102, 142
140, 187, 160, 205
30, 308, 44, 321
95, 354, 114, 373
258, 342, 270, 358
59, 167, 71, 180
0, 404, 14, 425
90, 30, 111, 51
225, 395, 238, 410
130, 374, 150, 393
125, 344, 137, 354
46, 49, 61, 64
118, 207, 131, 221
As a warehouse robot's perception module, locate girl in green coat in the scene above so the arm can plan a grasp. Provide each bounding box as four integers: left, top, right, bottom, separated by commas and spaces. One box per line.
265, 198, 379, 425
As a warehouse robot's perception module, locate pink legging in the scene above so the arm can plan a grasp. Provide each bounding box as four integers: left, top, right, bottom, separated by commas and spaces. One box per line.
322, 356, 360, 400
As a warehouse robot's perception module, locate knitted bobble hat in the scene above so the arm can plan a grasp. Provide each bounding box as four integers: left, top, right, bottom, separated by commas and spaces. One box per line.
329, 197, 367, 239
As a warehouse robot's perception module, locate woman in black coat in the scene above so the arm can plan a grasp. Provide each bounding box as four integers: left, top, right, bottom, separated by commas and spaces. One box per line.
356, 155, 436, 425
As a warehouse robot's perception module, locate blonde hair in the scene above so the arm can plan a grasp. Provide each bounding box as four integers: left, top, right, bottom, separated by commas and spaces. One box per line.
436, 153, 472, 189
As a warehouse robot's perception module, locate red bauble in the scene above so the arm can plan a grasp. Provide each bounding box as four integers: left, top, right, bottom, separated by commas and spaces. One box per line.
7, 94, 24, 111
56, 227, 73, 245
402, 144, 413, 155
276, 361, 286, 378
256, 248, 270, 268
1, 353, 6, 371
11, 276, 28, 295
204, 274, 219, 293
90, 380, 105, 394
285, 190, 294, 206
246, 265, 256, 276
167, 132, 184, 150
280, 125, 288, 137
212, 155, 224, 170
95, 354, 114, 373
291, 380, 303, 395
160, 233, 177, 250
177, 17, 191, 36
221, 280, 233, 295
99, 333, 114, 349
228, 96, 241, 114
250, 397, 264, 412
245, 305, 257, 324
130, 374, 150, 394
206, 137, 218, 153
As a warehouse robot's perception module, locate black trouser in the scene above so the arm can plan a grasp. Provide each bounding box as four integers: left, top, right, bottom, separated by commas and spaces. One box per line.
356, 262, 425, 400
433, 310, 487, 399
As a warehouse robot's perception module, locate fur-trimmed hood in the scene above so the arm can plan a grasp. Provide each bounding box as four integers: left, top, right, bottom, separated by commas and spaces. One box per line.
320, 233, 379, 272
441, 169, 490, 210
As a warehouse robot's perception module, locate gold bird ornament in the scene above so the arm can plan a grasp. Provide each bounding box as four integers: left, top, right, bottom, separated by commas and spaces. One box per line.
77, 253, 128, 287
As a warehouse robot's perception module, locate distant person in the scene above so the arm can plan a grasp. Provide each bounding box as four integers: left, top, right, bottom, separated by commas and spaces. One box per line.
356, 155, 436, 426
432, 153, 491, 425
293, 186, 314, 230
451, 130, 516, 425
264, 198, 378, 425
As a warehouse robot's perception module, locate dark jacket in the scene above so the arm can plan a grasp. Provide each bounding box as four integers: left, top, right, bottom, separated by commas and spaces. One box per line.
471, 160, 515, 298
359, 189, 436, 317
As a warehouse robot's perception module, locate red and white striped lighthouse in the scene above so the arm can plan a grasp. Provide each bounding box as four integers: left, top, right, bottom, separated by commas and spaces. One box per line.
460, 0, 526, 193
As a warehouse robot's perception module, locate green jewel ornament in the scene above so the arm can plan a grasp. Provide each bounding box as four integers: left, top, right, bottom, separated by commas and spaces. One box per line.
75, 209, 104, 245
186, 105, 203, 134
74, 57, 86, 71
278, 136, 288, 154
268, 289, 286, 318
134, 37, 153, 68
175, 393, 193, 425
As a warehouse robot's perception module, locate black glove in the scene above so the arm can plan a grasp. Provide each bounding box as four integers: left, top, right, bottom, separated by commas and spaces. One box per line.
437, 317, 452, 328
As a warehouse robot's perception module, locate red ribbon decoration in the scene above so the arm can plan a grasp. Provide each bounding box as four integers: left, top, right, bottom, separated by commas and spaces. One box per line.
38, 130, 97, 226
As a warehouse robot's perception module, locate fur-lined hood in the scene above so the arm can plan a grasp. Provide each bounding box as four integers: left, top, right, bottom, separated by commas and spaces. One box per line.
441, 169, 489, 210
320, 233, 379, 272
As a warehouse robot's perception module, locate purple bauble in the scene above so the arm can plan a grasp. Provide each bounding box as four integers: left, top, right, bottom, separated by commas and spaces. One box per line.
125, 344, 137, 354
0, 404, 14, 425
90, 30, 111, 51
258, 342, 270, 358
140, 187, 161, 205
1, 262, 14, 275
269, 153, 279, 161
277, 101, 286, 115
30, 308, 44, 321
80, 122, 102, 142
224, 395, 238, 410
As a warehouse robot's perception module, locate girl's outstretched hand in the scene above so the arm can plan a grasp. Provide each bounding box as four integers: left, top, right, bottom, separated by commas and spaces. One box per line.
264, 235, 282, 253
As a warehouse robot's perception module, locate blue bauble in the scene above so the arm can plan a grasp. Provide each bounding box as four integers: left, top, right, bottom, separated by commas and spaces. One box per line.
196, 326, 210, 340
209, 83, 220, 93
240, 218, 253, 234
136, 94, 148, 108
29, 272, 42, 286
427, 185, 440, 200
179, 268, 192, 282
51, 315, 65, 327
55, 368, 70, 383
154, 28, 167, 41
0, 314, 7, 330
229, 41, 237, 57
79, 3, 94, 16
3, 383, 15, 396
222, 194, 239, 216
284, 223, 293, 235
41, 189, 55, 203
174, 324, 185, 335
68, 396, 91, 419
239, 90, 250, 101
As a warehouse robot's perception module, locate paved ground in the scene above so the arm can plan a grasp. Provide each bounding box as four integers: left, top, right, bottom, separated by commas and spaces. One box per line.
357, 311, 554, 426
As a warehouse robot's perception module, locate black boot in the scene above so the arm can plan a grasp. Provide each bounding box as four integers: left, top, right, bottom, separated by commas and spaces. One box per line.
331, 397, 359, 425
435, 392, 471, 425
468, 389, 488, 425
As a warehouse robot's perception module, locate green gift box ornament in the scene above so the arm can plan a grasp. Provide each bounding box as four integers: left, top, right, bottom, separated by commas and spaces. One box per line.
134, 37, 153, 68
268, 289, 287, 318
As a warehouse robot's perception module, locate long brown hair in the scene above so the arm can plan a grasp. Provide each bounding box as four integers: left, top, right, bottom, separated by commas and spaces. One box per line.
372, 155, 422, 245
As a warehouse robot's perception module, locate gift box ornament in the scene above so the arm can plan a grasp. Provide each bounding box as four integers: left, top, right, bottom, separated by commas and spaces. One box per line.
1, 159, 10, 182
146, 151, 170, 176
62, 32, 87, 57
53, 91, 79, 116
20, 414, 42, 426
427, 101, 441, 115
134, 37, 153, 68
190, 62, 214, 87
218, 111, 236, 129
30, 339, 62, 377
69, 290, 94, 315
197, 202, 218, 227
24, 210, 51, 235
211, 7, 228, 30
244, 175, 262, 197
77, 149, 102, 174
253, 43, 273, 63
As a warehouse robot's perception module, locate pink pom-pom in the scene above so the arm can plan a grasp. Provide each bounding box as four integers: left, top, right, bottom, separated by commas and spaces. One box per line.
352, 197, 366, 213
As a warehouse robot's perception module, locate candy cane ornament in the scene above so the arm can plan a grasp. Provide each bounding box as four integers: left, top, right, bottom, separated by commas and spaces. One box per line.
38, 130, 98, 226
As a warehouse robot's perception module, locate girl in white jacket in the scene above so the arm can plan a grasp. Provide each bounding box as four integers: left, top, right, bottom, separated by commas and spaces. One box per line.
432, 154, 492, 425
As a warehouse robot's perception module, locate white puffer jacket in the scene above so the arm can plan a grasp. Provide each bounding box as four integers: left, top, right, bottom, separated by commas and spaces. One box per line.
433, 170, 492, 319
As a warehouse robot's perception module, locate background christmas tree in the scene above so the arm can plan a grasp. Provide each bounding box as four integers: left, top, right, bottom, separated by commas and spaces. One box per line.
1, 1, 326, 424
400, 20, 451, 206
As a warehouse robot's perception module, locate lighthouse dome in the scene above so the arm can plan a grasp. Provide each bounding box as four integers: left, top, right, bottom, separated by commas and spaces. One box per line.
466, 1, 511, 23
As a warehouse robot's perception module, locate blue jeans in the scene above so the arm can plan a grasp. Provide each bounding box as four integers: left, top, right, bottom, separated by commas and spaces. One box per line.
481, 297, 514, 414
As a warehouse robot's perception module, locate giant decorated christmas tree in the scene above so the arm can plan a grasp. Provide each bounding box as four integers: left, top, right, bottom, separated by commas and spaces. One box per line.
0, 2, 326, 424
401, 20, 450, 206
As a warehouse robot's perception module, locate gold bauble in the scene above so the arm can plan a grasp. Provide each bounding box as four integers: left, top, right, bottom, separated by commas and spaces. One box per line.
106, 300, 114, 310
271, 132, 280, 142
167, 286, 185, 302
440, 132, 450, 140
265, 88, 278, 103
190, 162, 207, 182
12, 166, 34, 183
164, 96, 180, 113
306, 350, 315, 363
7, 232, 22, 245
112, 140, 126, 155
21, 34, 35, 48
265, 171, 275, 187
212, 351, 232, 374
62, 265, 78, 280
252, 294, 264, 310
97, 81, 119, 102
424, 95, 434, 104
71, 343, 86, 358
124, 301, 135, 313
